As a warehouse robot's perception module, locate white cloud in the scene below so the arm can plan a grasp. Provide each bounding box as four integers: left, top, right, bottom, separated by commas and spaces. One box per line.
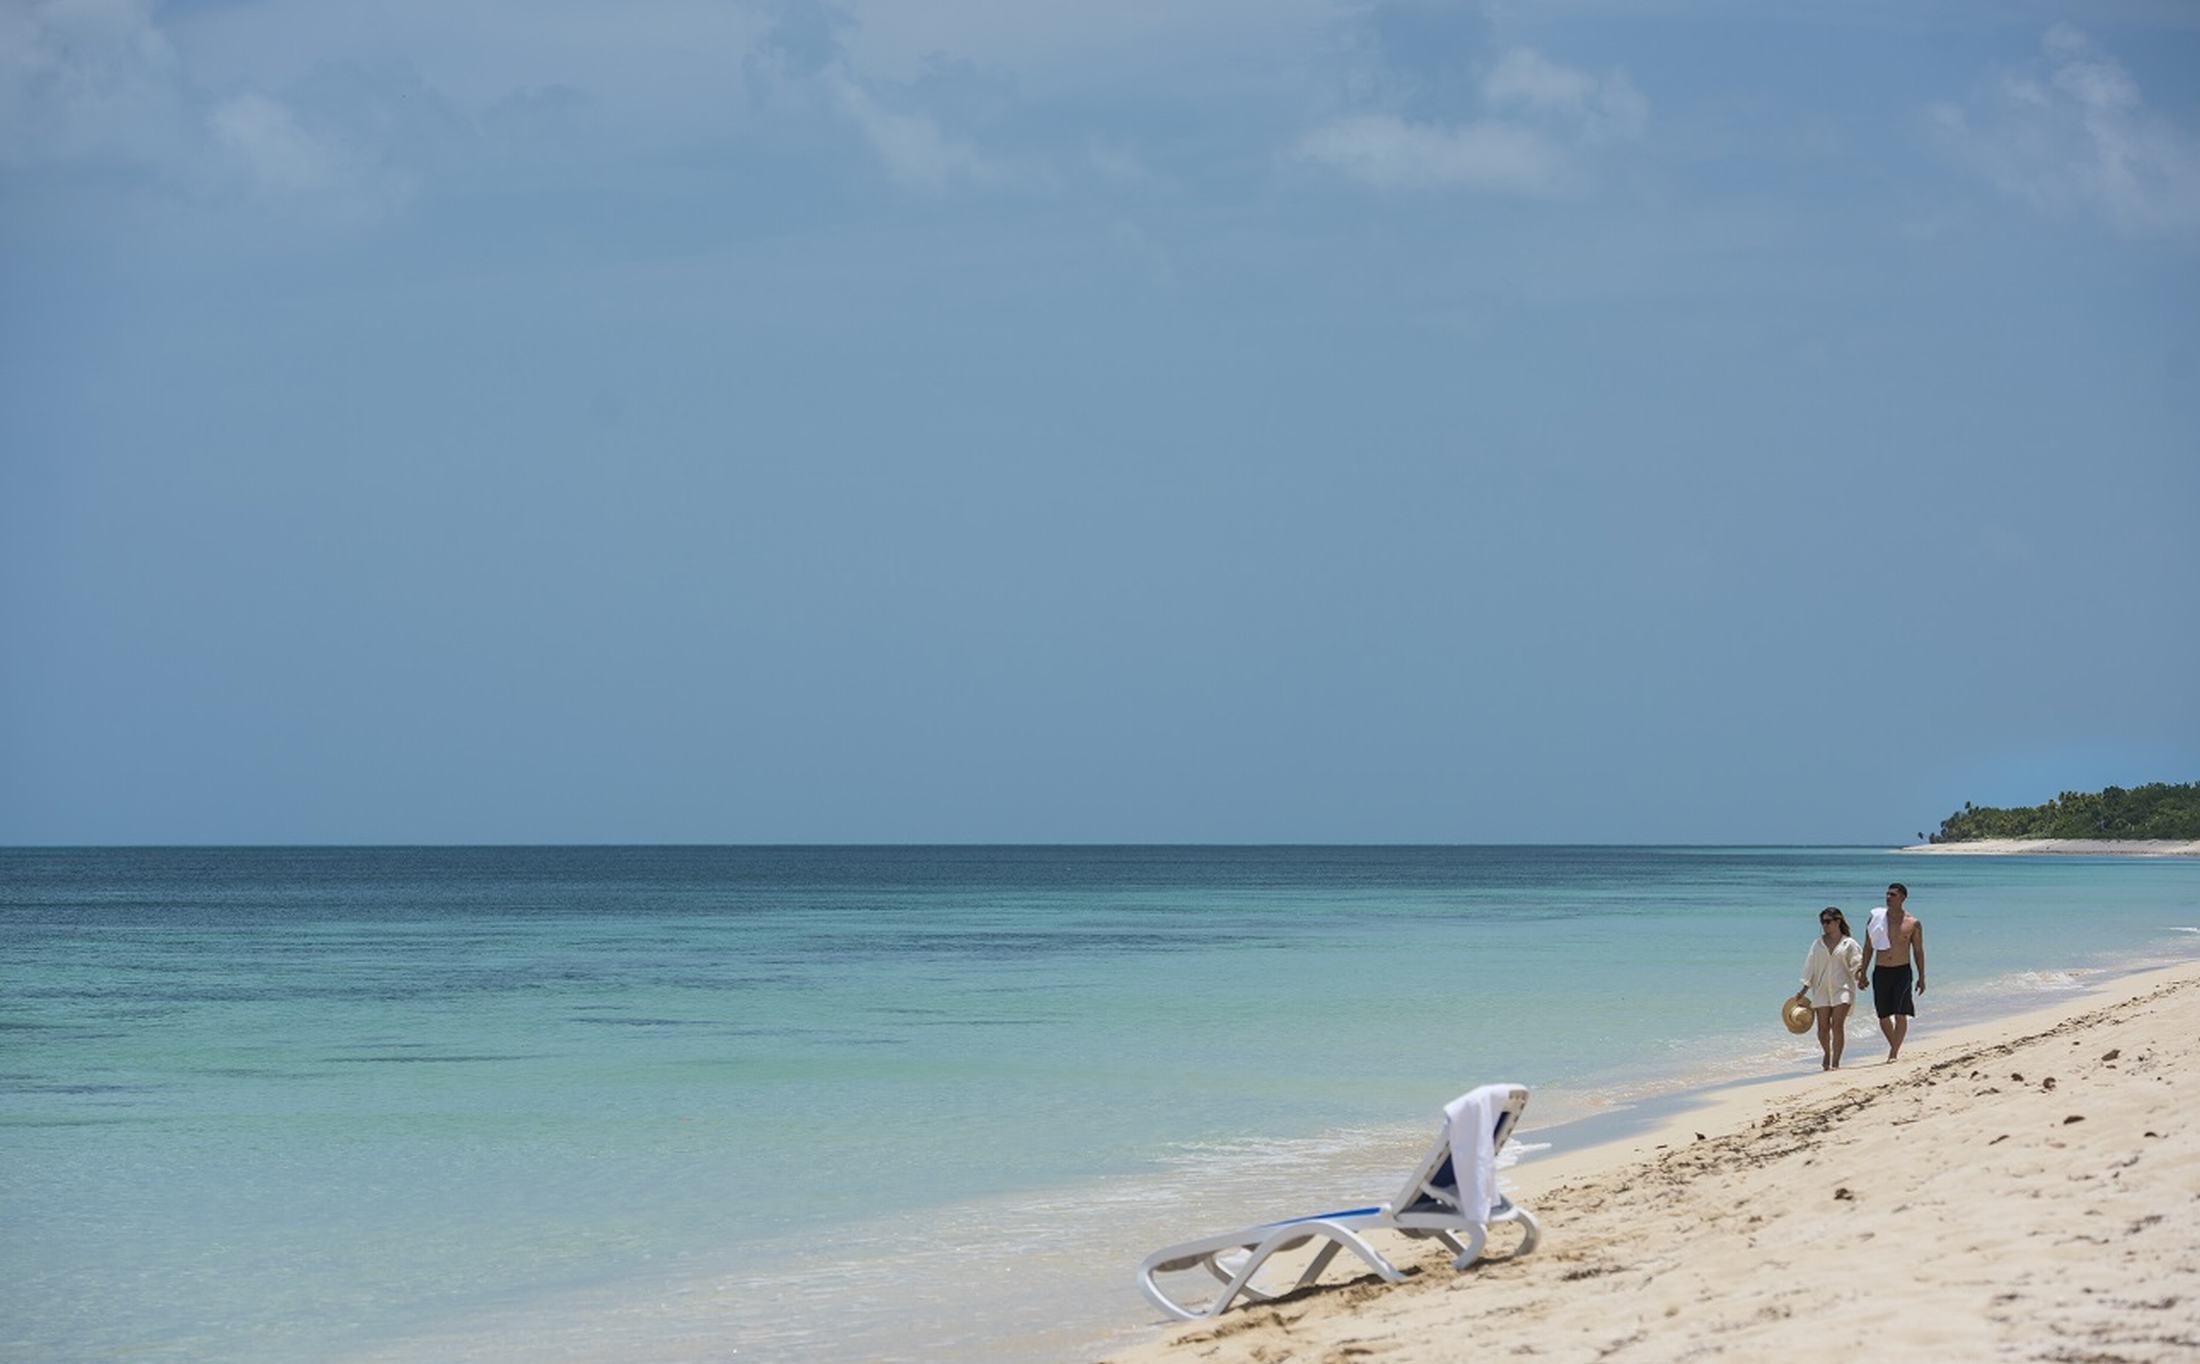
1297, 46, 1646, 194
2, 0, 426, 224
4, 0, 1026, 205
1484, 48, 1646, 144
1930, 25, 2200, 238
172, 1, 770, 130
204, 90, 415, 222
1298, 113, 1564, 194
209, 93, 335, 193
741, 4, 1019, 193
0, 0, 188, 166
1482, 48, 1596, 115
838, 0, 1329, 90
828, 74, 1000, 190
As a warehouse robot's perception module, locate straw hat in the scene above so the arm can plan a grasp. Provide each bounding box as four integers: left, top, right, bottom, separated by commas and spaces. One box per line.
1781, 995, 1814, 1034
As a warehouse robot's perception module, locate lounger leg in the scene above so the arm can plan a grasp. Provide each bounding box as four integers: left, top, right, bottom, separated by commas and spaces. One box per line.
1139, 1267, 1208, 1322
1448, 1223, 1489, 1271
1311, 1225, 1406, 1285
1138, 1220, 1417, 1321
1143, 1252, 1256, 1322
1294, 1240, 1345, 1289
1139, 1240, 1303, 1321
1205, 1224, 1402, 1318
1202, 1248, 1254, 1287
1203, 1246, 1285, 1303
1505, 1205, 1541, 1257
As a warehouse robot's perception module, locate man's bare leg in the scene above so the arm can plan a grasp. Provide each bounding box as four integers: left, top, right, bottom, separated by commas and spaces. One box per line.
1879, 1013, 1898, 1061
1887, 1015, 1908, 1061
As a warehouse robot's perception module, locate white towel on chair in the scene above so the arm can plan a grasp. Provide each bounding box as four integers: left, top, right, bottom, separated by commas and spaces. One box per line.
1442, 1084, 1510, 1224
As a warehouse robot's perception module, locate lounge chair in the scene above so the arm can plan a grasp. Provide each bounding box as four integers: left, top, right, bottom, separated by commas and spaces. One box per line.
1136, 1084, 1542, 1321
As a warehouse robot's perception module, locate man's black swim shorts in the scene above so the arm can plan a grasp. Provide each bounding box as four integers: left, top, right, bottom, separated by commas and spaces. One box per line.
1872, 963, 1915, 1018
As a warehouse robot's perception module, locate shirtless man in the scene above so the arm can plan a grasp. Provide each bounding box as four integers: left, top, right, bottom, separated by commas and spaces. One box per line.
1863, 883, 1926, 1061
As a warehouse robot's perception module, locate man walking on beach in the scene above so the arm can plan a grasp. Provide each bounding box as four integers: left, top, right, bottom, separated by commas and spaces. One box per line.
1864, 883, 1926, 1061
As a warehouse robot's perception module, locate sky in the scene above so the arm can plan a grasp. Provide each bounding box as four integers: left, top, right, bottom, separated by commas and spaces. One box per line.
3, 0, 2197, 844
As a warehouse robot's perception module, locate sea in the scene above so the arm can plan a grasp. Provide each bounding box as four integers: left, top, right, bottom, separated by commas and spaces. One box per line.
4, 845, 2197, 1362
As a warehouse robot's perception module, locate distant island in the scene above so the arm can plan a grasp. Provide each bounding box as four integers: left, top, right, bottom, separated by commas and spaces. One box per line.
1924, 782, 2200, 843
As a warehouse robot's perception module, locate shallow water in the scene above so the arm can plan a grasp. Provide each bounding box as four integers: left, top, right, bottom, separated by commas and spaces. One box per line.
3, 846, 2195, 1360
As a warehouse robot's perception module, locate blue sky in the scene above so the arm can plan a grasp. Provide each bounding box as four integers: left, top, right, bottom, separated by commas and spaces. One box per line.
3, 0, 2197, 843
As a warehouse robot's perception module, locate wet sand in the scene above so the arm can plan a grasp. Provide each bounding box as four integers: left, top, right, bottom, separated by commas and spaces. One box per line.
1103, 959, 2200, 1364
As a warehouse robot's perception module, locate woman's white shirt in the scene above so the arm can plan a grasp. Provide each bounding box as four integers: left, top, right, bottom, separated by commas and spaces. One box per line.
1800, 935, 1864, 1008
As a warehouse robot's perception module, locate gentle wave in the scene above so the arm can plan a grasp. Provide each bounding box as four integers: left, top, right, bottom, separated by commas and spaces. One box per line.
1496, 1138, 1551, 1170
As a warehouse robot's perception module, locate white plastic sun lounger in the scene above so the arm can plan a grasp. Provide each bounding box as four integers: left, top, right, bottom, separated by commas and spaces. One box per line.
1136, 1084, 1541, 1321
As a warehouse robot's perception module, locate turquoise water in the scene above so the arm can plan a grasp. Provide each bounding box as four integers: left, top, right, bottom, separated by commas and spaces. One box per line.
4, 846, 2197, 1360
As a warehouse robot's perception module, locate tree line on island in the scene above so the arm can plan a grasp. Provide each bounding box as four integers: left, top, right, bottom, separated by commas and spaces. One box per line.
1927, 782, 2200, 843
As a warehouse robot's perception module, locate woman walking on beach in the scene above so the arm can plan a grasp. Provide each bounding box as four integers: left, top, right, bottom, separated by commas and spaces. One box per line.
1792, 908, 1865, 1070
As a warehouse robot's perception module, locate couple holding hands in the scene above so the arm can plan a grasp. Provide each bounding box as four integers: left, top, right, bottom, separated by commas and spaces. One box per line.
1790, 882, 1927, 1069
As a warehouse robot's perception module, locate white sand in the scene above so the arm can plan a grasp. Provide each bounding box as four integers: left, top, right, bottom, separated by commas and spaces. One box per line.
1103, 959, 2200, 1364
1899, 839, 2200, 856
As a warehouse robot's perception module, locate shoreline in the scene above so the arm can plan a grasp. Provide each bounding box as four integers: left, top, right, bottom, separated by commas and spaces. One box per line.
1899, 837, 2200, 856
1495, 953, 2199, 1195
1103, 955, 2200, 1363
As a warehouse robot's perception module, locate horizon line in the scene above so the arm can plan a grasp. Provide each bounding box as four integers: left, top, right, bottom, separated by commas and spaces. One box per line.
0, 840, 1909, 850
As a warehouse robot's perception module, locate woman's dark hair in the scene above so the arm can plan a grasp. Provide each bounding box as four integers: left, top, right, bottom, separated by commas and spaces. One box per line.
1822, 907, 1853, 939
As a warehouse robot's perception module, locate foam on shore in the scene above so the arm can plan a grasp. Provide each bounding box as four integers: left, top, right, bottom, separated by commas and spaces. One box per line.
1103, 956, 2200, 1364
308, 946, 2200, 1364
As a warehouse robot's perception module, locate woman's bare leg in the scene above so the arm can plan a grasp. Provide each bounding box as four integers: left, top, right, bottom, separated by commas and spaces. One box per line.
1814, 1007, 1833, 1070
1829, 1003, 1851, 1068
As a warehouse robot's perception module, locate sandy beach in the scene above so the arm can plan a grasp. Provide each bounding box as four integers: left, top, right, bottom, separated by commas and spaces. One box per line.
1900, 839, 2200, 856
1104, 959, 2200, 1364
